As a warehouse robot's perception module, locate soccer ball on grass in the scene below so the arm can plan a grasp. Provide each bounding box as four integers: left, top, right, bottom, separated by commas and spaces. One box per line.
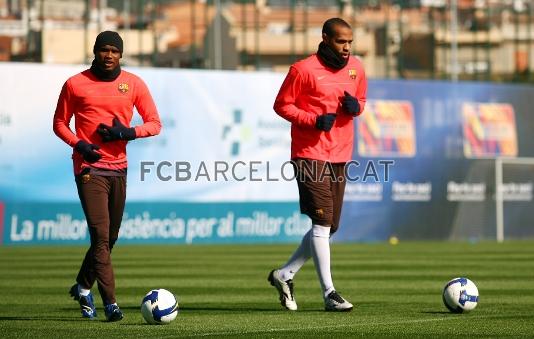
442, 277, 479, 313
140, 288, 179, 324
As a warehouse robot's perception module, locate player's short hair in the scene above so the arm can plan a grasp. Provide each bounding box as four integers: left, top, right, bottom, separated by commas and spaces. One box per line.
322, 18, 351, 38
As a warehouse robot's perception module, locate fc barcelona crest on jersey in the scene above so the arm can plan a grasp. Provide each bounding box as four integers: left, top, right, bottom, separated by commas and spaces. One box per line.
348, 69, 357, 79
118, 83, 129, 93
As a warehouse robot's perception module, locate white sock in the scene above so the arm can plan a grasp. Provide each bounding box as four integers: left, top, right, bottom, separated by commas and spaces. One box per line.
78, 285, 90, 297
279, 229, 312, 281
310, 224, 335, 298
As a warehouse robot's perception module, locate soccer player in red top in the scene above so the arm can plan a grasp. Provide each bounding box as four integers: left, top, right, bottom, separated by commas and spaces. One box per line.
53, 31, 161, 321
269, 18, 367, 312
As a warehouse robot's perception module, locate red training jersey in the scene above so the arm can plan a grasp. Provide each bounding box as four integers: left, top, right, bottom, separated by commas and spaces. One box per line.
53, 69, 162, 174
273, 54, 367, 163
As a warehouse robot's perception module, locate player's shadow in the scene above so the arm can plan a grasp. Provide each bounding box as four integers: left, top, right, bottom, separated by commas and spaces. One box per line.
0, 316, 89, 322
120, 305, 318, 312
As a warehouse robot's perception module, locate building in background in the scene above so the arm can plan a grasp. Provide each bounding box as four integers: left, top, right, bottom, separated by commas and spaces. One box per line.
0, 0, 533, 82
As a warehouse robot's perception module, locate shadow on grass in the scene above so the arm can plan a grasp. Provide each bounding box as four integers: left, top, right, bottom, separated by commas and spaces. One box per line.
119, 322, 171, 327
420, 311, 455, 314
0, 316, 101, 322
121, 305, 296, 312
119, 305, 327, 313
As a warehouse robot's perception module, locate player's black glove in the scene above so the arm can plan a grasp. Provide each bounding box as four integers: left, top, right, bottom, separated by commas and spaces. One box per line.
74, 140, 101, 163
315, 113, 337, 132
342, 91, 360, 116
97, 117, 136, 142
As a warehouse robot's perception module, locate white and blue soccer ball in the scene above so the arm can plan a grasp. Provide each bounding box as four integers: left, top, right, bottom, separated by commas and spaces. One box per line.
141, 289, 179, 324
442, 277, 479, 313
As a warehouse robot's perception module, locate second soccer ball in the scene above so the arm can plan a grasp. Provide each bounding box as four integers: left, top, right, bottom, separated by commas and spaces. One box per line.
140, 288, 179, 324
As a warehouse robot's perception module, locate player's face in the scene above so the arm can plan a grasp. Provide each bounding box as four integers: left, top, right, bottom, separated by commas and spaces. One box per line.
95, 45, 121, 71
322, 25, 353, 60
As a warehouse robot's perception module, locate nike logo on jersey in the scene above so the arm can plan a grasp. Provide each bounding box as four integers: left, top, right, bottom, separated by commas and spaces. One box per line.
317, 75, 327, 80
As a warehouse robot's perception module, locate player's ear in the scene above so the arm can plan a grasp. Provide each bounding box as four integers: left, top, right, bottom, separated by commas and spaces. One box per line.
322, 32, 328, 43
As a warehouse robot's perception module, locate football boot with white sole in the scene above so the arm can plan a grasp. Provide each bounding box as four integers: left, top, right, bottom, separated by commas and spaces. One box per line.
268, 269, 297, 311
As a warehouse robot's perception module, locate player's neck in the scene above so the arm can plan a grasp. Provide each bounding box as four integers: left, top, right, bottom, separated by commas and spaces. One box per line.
90, 59, 121, 81
317, 42, 348, 70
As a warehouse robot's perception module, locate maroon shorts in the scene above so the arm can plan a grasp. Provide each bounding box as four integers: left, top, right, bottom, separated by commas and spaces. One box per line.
292, 158, 346, 233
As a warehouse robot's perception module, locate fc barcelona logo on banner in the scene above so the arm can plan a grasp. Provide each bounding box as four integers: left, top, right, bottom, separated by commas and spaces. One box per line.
348, 69, 357, 79
118, 83, 129, 93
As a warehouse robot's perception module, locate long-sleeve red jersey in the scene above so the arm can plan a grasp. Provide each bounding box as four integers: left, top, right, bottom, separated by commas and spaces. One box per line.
53, 69, 161, 174
273, 54, 367, 163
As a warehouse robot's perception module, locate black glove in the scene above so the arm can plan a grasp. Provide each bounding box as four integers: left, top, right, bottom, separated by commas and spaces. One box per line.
315, 113, 337, 132
97, 117, 136, 142
342, 91, 360, 116
74, 140, 101, 163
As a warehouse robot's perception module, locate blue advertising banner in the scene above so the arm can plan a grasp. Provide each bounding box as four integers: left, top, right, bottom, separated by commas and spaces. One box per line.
4, 202, 310, 245
1, 63, 533, 245
338, 79, 534, 242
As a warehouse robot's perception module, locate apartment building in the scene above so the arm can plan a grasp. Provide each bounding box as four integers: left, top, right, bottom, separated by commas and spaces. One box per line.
0, 0, 532, 81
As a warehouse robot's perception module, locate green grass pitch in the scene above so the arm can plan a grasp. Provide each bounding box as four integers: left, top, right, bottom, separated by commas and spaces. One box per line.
1, 241, 533, 338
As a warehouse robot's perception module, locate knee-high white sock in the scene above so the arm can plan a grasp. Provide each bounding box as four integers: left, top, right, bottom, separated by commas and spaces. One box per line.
279, 229, 312, 281
310, 224, 335, 298
78, 284, 91, 297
